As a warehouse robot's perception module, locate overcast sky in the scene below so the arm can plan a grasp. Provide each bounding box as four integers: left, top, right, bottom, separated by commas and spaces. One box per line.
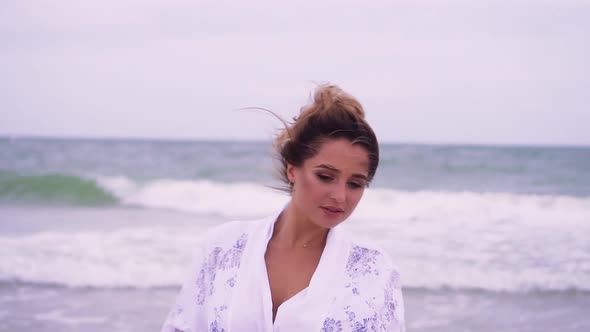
1, 0, 589, 146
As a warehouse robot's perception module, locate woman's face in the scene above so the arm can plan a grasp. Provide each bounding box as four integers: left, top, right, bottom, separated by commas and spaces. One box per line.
287, 138, 370, 229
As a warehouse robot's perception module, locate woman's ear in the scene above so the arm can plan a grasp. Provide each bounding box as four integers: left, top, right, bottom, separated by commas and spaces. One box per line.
286, 163, 296, 184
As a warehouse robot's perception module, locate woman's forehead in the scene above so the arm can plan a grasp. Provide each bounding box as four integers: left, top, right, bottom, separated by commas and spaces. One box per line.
305, 139, 369, 173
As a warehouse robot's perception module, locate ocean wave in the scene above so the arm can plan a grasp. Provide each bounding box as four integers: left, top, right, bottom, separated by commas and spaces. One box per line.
0, 227, 588, 292
2, 175, 589, 293
96, 175, 289, 218
1, 173, 588, 227
2, 173, 589, 227
0, 227, 195, 289
0, 172, 117, 205
96, 175, 590, 226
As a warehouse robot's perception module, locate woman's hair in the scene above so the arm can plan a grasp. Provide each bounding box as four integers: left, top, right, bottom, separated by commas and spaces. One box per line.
274, 84, 379, 192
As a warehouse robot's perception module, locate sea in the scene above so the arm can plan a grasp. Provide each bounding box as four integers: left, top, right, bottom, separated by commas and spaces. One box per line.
1, 136, 589, 332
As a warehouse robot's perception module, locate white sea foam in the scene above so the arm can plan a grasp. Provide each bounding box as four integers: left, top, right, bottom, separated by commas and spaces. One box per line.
1, 177, 588, 291
0, 227, 200, 288
96, 176, 289, 218
356, 188, 590, 226
96, 176, 590, 226
0, 222, 588, 291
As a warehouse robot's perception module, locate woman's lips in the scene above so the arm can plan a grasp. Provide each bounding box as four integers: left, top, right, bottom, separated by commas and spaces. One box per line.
321, 206, 344, 217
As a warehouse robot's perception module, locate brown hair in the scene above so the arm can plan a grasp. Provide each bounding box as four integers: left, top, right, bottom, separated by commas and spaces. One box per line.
275, 84, 379, 192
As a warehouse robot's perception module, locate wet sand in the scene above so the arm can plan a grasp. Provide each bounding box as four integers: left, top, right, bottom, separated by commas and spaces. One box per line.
1, 283, 589, 332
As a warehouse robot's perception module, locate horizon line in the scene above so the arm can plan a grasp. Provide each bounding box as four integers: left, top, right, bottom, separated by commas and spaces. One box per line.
1, 133, 589, 149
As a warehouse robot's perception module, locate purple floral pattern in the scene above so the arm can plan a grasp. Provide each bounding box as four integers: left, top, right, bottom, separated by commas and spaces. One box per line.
196, 233, 248, 305
345, 246, 382, 296
164, 306, 191, 331
209, 305, 228, 332
321, 317, 343, 332
346, 246, 382, 278
382, 269, 402, 325
320, 246, 403, 331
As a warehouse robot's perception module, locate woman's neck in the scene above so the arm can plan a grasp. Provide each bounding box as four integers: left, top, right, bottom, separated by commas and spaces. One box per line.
270, 202, 328, 249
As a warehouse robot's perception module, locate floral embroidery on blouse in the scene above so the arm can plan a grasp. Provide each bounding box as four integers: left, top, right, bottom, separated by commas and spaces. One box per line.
196, 233, 248, 305
225, 276, 236, 288
321, 308, 382, 332
319, 246, 403, 331
345, 306, 381, 332
321, 317, 343, 332
346, 246, 382, 278
165, 305, 191, 331
382, 269, 402, 324
345, 246, 382, 296
209, 305, 228, 332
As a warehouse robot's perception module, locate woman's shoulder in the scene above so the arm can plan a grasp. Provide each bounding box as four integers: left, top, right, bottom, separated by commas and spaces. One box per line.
202, 214, 276, 248
202, 217, 266, 248
343, 232, 402, 285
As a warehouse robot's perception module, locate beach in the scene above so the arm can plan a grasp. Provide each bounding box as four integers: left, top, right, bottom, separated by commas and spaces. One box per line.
1, 137, 589, 331
3, 281, 590, 332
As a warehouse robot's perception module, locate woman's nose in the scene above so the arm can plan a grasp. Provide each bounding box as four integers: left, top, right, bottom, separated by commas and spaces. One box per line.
329, 182, 346, 203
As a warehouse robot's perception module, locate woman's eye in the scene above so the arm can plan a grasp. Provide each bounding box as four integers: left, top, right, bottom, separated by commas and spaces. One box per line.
347, 182, 363, 189
317, 174, 333, 182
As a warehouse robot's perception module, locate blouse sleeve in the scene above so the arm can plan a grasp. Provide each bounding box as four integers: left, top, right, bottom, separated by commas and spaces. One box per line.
161, 242, 208, 332
384, 266, 406, 332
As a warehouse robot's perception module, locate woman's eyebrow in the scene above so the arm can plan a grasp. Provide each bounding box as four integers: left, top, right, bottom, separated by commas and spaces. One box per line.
314, 164, 368, 181
314, 164, 339, 172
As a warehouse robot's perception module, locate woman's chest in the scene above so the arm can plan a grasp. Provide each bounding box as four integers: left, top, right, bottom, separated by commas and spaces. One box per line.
264, 247, 323, 313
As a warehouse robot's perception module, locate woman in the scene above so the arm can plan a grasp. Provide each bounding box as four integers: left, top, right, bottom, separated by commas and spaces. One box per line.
161, 85, 405, 331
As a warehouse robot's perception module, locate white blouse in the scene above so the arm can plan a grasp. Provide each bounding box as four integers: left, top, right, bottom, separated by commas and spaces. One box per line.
161, 210, 405, 332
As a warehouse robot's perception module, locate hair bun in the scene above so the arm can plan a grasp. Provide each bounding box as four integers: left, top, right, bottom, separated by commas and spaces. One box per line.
306, 84, 365, 119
